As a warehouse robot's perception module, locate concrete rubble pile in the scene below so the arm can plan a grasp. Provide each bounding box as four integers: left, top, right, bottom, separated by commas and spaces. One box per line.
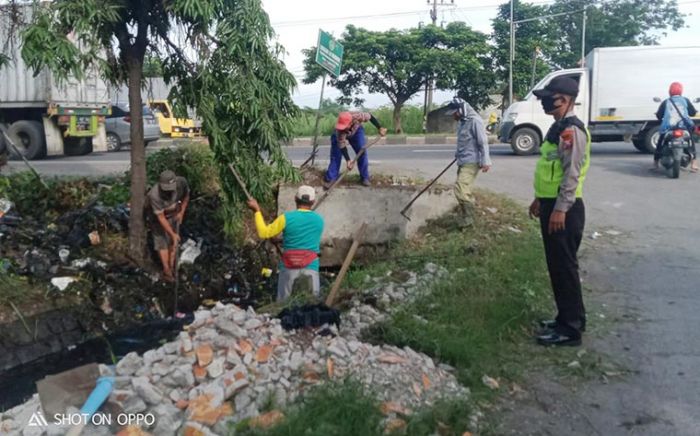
2, 263, 468, 436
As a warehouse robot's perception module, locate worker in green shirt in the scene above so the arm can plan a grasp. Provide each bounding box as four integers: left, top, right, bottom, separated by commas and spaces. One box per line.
529, 76, 591, 347
247, 186, 325, 301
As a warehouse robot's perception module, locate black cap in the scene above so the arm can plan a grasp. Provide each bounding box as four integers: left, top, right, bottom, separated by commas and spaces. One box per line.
533, 76, 579, 98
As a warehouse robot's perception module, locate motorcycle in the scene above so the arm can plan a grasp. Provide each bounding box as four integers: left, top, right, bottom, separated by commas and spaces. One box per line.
659, 127, 694, 179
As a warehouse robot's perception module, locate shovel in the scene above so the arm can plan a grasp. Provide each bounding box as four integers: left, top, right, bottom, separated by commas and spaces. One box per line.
400, 158, 457, 220
173, 220, 181, 317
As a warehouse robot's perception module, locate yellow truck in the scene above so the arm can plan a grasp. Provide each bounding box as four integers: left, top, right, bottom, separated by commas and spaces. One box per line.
147, 100, 200, 138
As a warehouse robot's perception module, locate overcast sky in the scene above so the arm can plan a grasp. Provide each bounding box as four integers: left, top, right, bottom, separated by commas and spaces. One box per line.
261, 0, 700, 109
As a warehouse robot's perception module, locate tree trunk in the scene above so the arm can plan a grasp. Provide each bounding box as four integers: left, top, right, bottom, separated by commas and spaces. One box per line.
392, 103, 404, 134
127, 58, 148, 264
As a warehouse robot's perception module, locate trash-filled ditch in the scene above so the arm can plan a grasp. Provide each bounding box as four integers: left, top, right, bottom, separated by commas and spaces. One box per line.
0, 173, 282, 410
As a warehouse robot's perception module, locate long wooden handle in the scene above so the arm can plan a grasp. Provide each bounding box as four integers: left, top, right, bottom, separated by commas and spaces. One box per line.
228, 163, 283, 256
400, 158, 457, 218
313, 136, 382, 211
325, 222, 368, 307
227, 163, 253, 201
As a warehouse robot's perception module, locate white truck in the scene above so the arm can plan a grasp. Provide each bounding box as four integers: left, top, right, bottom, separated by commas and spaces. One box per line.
0, 4, 109, 160
499, 46, 700, 155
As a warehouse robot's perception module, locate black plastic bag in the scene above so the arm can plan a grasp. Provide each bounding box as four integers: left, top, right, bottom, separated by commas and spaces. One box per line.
277, 304, 341, 331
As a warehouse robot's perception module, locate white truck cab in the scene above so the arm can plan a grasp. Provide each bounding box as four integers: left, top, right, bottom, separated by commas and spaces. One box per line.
500, 68, 588, 155
500, 46, 700, 156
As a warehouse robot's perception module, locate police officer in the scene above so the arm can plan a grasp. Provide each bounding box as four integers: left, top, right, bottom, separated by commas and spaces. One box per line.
529, 76, 591, 347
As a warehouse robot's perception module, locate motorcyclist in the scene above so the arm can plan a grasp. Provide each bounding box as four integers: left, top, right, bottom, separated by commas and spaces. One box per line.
653, 82, 698, 172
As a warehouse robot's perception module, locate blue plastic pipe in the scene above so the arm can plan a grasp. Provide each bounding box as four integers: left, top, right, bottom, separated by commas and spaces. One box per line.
79, 376, 115, 416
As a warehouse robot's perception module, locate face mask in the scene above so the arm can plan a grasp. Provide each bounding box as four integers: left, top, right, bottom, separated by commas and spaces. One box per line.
541, 96, 562, 113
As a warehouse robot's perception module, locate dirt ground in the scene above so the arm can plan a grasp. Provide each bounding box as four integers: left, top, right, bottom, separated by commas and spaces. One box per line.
486, 230, 700, 436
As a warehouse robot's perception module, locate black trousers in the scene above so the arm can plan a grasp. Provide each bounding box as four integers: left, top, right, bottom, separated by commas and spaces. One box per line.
539, 199, 586, 337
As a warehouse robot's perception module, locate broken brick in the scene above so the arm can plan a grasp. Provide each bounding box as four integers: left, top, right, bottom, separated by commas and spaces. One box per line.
249, 410, 285, 429
193, 365, 207, 382
327, 358, 334, 378
238, 339, 253, 355
422, 373, 431, 390
195, 344, 214, 367
380, 402, 412, 416
378, 354, 407, 364
256, 344, 273, 363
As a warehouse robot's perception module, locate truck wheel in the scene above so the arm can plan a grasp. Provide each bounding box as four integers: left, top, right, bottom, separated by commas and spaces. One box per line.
511, 127, 540, 155
8, 120, 46, 160
106, 133, 122, 152
632, 138, 648, 152
641, 126, 661, 154
64, 137, 93, 156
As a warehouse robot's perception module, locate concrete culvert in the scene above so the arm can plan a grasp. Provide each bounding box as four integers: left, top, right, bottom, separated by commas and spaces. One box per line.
278, 183, 458, 267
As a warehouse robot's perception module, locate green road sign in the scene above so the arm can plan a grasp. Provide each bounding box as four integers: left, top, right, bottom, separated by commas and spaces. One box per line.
315, 30, 344, 77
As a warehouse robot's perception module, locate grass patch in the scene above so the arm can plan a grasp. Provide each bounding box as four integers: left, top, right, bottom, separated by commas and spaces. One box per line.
293, 105, 428, 137
0, 272, 41, 307
404, 398, 474, 435
354, 191, 553, 398
237, 379, 383, 436
235, 379, 474, 436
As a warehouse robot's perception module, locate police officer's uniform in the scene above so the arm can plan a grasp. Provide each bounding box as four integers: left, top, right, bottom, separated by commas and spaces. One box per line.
533, 77, 591, 346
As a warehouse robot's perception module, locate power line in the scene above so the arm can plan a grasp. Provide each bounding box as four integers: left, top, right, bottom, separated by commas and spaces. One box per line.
273, 0, 700, 28
271, 1, 557, 28
272, 10, 427, 27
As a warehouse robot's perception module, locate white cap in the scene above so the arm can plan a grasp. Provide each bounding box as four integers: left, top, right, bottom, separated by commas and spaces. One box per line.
296, 185, 316, 202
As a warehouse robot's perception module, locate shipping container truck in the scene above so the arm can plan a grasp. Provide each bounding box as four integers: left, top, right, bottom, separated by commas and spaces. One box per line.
0, 4, 109, 160
499, 46, 700, 155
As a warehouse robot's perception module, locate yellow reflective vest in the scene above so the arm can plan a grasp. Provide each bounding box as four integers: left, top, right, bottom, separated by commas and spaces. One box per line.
534, 122, 591, 199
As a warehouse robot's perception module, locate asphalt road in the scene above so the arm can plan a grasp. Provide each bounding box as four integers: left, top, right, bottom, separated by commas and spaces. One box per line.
6, 141, 700, 433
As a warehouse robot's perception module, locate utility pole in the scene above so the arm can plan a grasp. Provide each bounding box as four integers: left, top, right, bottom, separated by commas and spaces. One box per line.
509, 0, 514, 107
510, 8, 588, 102
580, 8, 587, 66
422, 0, 454, 132
530, 46, 539, 89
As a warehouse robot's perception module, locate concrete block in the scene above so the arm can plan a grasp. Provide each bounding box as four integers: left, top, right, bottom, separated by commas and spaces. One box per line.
405, 136, 426, 145
385, 135, 406, 145
278, 184, 457, 266
425, 135, 448, 145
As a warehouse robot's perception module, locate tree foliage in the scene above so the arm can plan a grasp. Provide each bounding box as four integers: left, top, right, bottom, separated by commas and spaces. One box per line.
302, 23, 494, 133
18, 0, 298, 259
164, 0, 299, 225
492, 0, 554, 101
493, 0, 686, 101
547, 0, 686, 68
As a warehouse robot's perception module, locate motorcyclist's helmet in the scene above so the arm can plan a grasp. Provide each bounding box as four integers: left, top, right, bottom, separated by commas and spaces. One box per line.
669, 82, 683, 96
